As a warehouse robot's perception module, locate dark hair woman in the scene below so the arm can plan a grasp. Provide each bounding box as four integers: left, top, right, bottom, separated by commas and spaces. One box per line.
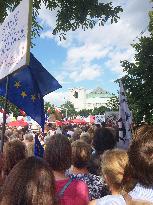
67, 140, 109, 200
3, 140, 27, 176
0, 157, 56, 205
88, 128, 116, 176
45, 134, 89, 205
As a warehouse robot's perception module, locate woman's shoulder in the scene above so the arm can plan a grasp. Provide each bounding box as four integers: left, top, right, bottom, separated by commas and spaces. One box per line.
71, 178, 88, 187
88, 173, 104, 182
129, 183, 153, 203
95, 195, 126, 205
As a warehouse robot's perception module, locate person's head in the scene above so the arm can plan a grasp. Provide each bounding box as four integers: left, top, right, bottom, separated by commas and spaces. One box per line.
12, 131, 19, 138
71, 140, 91, 169
3, 140, 27, 176
133, 124, 153, 140
95, 124, 101, 129
101, 122, 106, 128
80, 132, 92, 144
128, 129, 153, 187
5, 130, 13, 138
23, 133, 33, 142
93, 127, 116, 154
101, 149, 128, 193
87, 126, 94, 139
71, 130, 81, 142
44, 134, 72, 172
0, 157, 56, 205
68, 125, 73, 131
81, 126, 87, 132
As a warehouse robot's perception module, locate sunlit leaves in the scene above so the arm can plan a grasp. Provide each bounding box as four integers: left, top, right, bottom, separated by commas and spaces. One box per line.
122, 35, 153, 124
0, 0, 123, 39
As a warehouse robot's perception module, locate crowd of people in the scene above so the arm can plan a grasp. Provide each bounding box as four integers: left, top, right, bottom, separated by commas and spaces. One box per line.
0, 122, 152, 205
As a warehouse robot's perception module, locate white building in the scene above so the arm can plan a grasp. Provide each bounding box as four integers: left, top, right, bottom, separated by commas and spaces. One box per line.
68, 87, 113, 111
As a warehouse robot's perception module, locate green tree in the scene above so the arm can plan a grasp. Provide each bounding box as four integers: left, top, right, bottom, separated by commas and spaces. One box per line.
106, 94, 119, 111
92, 105, 108, 115
77, 109, 92, 117
44, 101, 55, 115
60, 101, 76, 118
0, 0, 123, 39
0, 96, 20, 118
121, 33, 153, 124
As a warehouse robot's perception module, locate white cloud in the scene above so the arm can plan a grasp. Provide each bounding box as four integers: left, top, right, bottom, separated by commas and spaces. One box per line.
39, 3, 57, 29
40, 30, 53, 39
55, 72, 71, 84
38, 0, 152, 81
65, 44, 110, 68
44, 91, 68, 105
69, 64, 102, 82
106, 46, 135, 73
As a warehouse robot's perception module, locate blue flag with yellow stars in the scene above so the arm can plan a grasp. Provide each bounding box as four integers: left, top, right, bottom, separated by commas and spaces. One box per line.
0, 53, 62, 130
34, 135, 44, 158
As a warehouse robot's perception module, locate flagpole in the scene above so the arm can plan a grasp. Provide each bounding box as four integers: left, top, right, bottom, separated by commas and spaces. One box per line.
1, 76, 9, 152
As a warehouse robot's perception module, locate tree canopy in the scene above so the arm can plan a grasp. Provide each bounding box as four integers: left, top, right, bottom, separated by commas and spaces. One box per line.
92, 105, 109, 115
60, 101, 76, 118
0, 0, 123, 38
0, 96, 20, 118
106, 94, 119, 111
121, 28, 153, 123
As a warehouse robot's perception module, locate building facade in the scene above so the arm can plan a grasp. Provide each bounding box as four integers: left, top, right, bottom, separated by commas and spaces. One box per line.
68, 87, 113, 111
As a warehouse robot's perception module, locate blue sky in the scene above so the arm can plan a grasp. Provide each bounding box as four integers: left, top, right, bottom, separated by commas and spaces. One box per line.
31, 0, 152, 106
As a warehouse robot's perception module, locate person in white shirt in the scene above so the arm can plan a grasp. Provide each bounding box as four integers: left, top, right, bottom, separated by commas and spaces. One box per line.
89, 149, 128, 205
128, 128, 153, 203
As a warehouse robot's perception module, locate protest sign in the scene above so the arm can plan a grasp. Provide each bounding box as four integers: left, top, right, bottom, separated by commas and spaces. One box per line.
0, 0, 32, 79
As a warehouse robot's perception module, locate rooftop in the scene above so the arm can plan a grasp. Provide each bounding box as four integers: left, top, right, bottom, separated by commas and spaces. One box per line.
86, 87, 112, 98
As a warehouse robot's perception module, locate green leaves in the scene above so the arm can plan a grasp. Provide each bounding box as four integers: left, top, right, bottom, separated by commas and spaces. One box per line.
60, 101, 76, 118
0, 0, 123, 40
44, 102, 55, 115
122, 34, 153, 124
0, 96, 20, 118
77, 109, 92, 117
92, 106, 109, 115
106, 95, 119, 111
50, 0, 123, 36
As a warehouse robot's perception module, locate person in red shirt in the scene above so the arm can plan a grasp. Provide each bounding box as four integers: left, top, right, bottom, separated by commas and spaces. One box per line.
44, 134, 89, 205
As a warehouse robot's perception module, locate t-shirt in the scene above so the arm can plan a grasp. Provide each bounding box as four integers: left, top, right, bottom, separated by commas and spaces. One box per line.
67, 171, 109, 200
67, 130, 74, 137
56, 178, 89, 205
96, 195, 126, 205
129, 183, 153, 203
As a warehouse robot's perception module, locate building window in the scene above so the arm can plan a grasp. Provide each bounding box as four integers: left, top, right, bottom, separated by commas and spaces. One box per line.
73, 91, 78, 98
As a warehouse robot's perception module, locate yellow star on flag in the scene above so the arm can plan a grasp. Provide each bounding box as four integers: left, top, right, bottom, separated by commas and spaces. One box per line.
21, 91, 27, 98
14, 81, 21, 88
31, 95, 36, 102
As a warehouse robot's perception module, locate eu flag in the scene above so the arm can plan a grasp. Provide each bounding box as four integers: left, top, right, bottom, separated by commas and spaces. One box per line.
0, 53, 62, 130
34, 135, 44, 158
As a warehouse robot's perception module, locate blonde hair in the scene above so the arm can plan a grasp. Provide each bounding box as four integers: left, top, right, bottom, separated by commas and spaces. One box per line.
101, 149, 128, 192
